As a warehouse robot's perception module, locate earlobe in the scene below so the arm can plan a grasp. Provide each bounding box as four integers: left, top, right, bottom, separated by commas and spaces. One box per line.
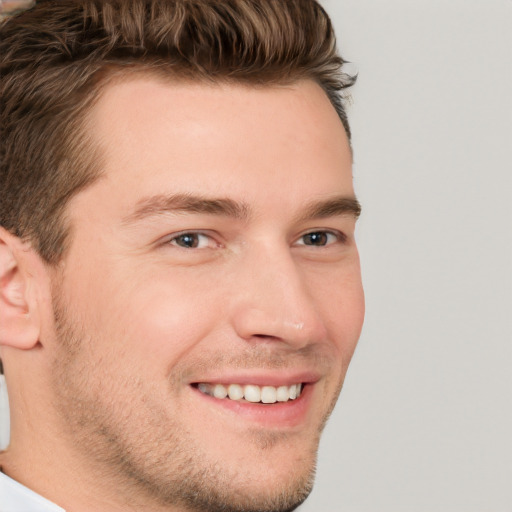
0, 228, 41, 350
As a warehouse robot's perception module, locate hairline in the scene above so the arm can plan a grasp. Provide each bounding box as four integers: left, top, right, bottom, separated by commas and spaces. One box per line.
52, 67, 353, 265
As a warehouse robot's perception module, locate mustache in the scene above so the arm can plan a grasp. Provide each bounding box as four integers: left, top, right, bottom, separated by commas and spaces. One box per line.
172, 343, 336, 381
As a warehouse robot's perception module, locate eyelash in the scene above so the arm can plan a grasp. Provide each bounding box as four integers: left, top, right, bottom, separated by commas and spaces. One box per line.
166, 231, 217, 249
295, 230, 347, 247
164, 229, 347, 250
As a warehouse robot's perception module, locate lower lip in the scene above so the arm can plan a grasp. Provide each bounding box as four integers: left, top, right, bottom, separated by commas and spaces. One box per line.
190, 384, 314, 428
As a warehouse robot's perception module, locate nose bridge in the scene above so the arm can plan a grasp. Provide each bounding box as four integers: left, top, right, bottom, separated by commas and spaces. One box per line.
231, 241, 327, 346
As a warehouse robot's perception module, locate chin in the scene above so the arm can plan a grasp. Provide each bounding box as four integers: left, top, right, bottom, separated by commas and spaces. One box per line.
165, 463, 316, 512
140, 434, 319, 512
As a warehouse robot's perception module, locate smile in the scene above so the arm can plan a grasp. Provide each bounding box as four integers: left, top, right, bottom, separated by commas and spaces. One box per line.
196, 383, 303, 404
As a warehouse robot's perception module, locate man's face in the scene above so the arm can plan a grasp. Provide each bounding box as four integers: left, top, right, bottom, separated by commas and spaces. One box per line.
48, 78, 364, 511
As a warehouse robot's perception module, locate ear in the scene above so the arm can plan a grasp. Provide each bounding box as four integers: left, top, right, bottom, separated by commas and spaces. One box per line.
0, 227, 41, 350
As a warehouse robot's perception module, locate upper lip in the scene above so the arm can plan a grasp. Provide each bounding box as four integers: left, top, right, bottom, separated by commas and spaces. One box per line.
190, 370, 321, 388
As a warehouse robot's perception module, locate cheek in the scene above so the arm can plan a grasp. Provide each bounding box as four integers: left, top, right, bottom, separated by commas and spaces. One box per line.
313, 266, 365, 361
84, 267, 229, 370
340, 285, 365, 360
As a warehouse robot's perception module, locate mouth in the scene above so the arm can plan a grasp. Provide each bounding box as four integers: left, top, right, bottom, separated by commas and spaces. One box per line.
189, 378, 314, 429
194, 382, 303, 404
187, 369, 322, 429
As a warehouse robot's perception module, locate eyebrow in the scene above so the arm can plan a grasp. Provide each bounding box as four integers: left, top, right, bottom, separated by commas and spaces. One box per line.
121, 193, 361, 225
121, 193, 250, 224
296, 196, 362, 221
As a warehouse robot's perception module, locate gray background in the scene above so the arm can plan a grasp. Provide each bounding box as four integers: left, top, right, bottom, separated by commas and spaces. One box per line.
1, 1, 511, 511
299, 1, 512, 511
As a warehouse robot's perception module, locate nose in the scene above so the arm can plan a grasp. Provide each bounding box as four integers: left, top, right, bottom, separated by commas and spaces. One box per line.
230, 244, 328, 348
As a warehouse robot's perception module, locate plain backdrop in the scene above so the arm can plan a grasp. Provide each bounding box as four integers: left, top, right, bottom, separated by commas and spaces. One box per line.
0, 1, 511, 511
298, 1, 512, 511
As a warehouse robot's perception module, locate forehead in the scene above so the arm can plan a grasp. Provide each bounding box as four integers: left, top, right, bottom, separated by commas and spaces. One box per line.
75, 77, 353, 220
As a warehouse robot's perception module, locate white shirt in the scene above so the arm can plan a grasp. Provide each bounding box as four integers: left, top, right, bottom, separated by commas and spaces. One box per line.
0, 375, 11, 451
0, 471, 65, 512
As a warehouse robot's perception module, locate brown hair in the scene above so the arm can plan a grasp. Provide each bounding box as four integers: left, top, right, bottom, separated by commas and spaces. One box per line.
0, 0, 356, 264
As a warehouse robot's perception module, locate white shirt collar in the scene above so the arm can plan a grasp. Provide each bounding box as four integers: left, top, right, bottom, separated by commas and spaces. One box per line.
0, 470, 65, 512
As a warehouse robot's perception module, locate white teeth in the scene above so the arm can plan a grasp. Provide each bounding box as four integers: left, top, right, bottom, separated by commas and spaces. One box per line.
198, 383, 209, 394
197, 382, 303, 403
261, 386, 277, 404
213, 384, 228, 399
276, 385, 290, 402
228, 384, 244, 400
244, 385, 261, 403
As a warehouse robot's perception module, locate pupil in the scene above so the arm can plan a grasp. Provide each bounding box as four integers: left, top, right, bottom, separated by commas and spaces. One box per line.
178, 234, 198, 248
305, 232, 327, 246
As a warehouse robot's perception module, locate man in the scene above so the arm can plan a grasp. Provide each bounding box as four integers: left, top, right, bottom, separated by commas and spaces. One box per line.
0, 1, 364, 511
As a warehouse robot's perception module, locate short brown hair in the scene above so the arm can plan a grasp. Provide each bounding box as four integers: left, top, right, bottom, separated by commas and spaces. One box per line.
0, 0, 356, 264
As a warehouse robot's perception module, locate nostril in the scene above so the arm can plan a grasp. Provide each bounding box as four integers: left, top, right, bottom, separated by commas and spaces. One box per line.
232, 306, 326, 348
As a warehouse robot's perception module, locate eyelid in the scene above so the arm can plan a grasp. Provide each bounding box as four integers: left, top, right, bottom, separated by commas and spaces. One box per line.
294, 229, 347, 246
162, 230, 220, 249
158, 228, 347, 250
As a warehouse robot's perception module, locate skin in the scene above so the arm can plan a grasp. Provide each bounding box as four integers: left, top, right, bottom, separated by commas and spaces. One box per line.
0, 78, 364, 511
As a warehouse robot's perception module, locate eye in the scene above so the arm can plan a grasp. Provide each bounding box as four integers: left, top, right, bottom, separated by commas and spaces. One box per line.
296, 230, 345, 247
167, 232, 213, 249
